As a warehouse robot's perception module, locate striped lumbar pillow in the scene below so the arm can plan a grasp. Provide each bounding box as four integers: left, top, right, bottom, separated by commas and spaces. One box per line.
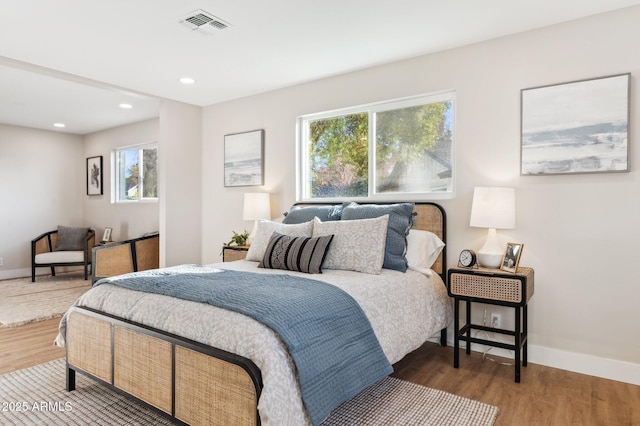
259, 232, 334, 274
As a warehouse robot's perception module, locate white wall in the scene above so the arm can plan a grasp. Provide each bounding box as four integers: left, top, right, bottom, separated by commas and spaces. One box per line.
83, 119, 160, 242
202, 7, 640, 384
159, 100, 202, 267
0, 124, 84, 279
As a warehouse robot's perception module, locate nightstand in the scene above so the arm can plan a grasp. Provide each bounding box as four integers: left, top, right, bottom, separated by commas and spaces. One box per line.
447, 267, 534, 383
222, 245, 249, 262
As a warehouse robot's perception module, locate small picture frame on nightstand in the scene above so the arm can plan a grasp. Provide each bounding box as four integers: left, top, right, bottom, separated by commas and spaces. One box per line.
501, 242, 523, 273
101, 227, 113, 243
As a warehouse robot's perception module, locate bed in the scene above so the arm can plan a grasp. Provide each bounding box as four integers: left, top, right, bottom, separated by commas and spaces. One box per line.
58, 202, 452, 426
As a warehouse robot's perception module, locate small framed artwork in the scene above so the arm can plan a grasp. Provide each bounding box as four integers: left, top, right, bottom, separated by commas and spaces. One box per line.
501, 242, 524, 273
224, 129, 264, 187
521, 73, 630, 175
102, 227, 113, 243
87, 156, 103, 195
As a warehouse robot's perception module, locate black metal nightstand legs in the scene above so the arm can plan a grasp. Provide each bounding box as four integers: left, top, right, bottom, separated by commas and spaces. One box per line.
515, 305, 521, 383
465, 300, 471, 355
453, 297, 460, 368
451, 296, 529, 383
523, 304, 528, 367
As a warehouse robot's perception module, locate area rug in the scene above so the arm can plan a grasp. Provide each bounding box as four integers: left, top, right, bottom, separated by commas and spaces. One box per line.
0, 273, 91, 327
322, 375, 498, 425
0, 358, 498, 425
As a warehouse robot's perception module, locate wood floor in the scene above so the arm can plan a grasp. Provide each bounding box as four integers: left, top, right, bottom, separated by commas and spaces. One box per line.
1, 319, 639, 425
0, 318, 65, 375
393, 344, 640, 425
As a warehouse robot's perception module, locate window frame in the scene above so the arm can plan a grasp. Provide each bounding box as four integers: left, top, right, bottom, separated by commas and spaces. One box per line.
297, 92, 456, 202
112, 142, 158, 204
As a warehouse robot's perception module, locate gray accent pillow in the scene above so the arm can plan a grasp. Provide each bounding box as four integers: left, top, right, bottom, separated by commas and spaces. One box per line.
341, 202, 415, 272
246, 220, 314, 261
282, 205, 343, 224
259, 232, 334, 274
313, 215, 388, 275
55, 226, 89, 251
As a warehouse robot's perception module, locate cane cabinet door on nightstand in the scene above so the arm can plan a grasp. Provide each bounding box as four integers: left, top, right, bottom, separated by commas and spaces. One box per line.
223, 246, 249, 262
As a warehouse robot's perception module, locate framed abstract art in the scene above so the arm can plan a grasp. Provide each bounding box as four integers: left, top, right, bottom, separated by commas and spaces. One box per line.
87, 155, 103, 195
224, 130, 265, 187
521, 73, 630, 175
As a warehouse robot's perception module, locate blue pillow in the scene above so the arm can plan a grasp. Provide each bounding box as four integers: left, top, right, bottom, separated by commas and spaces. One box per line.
283, 205, 342, 224
341, 202, 414, 272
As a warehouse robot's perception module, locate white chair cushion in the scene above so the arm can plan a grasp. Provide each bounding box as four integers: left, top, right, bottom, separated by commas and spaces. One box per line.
35, 251, 84, 264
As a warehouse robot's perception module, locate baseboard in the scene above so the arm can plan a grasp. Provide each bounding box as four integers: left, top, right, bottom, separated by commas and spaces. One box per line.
430, 331, 640, 387
528, 344, 640, 387
0, 266, 83, 281
0, 267, 32, 280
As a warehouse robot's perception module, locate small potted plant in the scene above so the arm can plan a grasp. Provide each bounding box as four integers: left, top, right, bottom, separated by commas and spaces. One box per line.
221, 230, 249, 255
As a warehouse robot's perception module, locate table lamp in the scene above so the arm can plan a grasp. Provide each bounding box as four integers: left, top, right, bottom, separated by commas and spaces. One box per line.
469, 187, 516, 268
243, 193, 271, 245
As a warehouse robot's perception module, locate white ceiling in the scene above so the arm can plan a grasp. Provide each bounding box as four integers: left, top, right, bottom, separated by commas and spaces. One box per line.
1, 0, 639, 135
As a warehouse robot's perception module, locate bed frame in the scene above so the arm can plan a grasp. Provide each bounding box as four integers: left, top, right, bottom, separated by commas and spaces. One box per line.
65, 202, 447, 426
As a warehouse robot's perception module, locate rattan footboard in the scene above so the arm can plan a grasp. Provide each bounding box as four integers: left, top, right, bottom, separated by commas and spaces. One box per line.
66, 306, 262, 426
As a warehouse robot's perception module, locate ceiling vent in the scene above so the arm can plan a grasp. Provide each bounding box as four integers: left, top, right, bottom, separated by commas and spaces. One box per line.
180, 9, 230, 35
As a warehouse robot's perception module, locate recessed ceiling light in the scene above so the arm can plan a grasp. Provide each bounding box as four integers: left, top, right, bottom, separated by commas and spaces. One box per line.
179, 77, 196, 84
53, 123, 66, 128
119, 103, 133, 109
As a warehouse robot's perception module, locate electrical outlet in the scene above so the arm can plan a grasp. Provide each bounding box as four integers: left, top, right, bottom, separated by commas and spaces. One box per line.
490, 312, 501, 329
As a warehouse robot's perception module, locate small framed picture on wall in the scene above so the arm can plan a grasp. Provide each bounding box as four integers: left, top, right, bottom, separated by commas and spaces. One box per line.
87, 155, 103, 195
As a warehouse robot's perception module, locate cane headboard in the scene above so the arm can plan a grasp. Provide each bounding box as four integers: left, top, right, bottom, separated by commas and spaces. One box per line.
288, 202, 446, 281
411, 203, 446, 278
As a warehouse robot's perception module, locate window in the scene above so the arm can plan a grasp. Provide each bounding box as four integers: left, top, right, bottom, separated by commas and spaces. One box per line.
298, 92, 455, 200
114, 143, 158, 202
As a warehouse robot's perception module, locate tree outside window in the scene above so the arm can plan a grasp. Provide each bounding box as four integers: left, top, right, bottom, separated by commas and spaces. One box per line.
300, 93, 454, 199
115, 144, 158, 202
308, 113, 369, 197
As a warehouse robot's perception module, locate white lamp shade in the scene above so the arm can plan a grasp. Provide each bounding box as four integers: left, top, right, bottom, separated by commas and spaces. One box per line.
469, 187, 516, 230
243, 193, 271, 221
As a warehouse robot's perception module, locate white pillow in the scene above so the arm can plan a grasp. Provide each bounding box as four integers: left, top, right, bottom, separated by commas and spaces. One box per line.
246, 220, 313, 261
312, 215, 388, 275
406, 229, 445, 272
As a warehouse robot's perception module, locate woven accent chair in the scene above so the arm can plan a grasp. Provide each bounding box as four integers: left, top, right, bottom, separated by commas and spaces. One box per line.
31, 227, 96, 282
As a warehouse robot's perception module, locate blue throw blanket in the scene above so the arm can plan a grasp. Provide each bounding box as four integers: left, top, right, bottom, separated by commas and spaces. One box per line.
94, 268, 392, 425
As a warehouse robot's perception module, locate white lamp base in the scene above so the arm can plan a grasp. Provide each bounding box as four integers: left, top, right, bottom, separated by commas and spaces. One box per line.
477, 228, 504, 269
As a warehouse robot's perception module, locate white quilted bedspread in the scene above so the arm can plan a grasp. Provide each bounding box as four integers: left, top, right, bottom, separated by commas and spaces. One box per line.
58, 261, 452, 425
